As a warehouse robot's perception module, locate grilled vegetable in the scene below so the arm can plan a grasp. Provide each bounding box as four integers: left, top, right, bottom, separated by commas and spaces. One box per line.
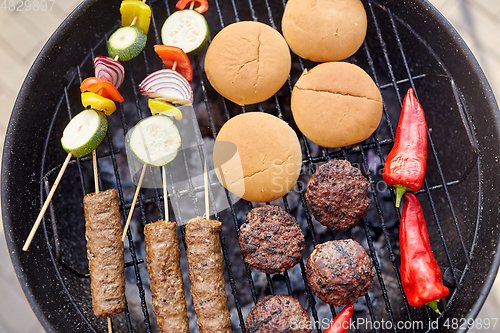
61, 109, 108, 158
128, 115, 181, 167
175, 0, 209, 13
94, 56, 126, 88
80, 77, 124, 102
154, 45, 193, 81
383, 87, 427, 207
139, 69, 193, 105
323, 305, 354, 333
148, 99, 183, 120
400, 193, 449, 314
161, 9, 209, 56
81, 91, 117, 116
108, 26, 147, 61
120, 0, 152, 34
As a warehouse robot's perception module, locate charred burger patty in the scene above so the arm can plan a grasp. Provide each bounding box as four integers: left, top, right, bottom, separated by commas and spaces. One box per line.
239, 205, 306, 274
306, 239, 375, 306
306, 159, 370, 230
246, 295, 312, 333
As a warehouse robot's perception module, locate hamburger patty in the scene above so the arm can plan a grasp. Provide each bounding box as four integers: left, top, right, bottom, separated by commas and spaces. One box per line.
239, 205, 306, 274
246, 295, 312, 333
306, 159, 370, 230
306, 239, 375, 306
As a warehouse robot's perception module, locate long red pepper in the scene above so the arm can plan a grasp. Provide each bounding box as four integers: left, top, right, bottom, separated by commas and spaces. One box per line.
400, 193, 449, 314
383, 88, 427, 207
323, 305, 354, 333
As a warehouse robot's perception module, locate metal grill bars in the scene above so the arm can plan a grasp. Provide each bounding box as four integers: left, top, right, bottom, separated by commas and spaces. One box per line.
41, 0, 480, 332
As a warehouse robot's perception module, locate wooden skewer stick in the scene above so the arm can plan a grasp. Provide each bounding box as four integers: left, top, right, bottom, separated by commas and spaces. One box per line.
23, 152, 73, 251
130, 0, 147, 27
130, 16, 139, 27
93, 150, 99, 194
204, 161, 209, 219
162, 165, 169, 221
122, 163, 147, 241
108, 317, 112, 333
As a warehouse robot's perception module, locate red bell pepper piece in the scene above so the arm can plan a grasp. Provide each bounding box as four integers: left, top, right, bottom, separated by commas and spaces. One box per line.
383, 88, 427, 207
400, 193, 449, 314
323, 305, 354, 333
176, 0, 209, 13
80, 77, 124, 103
154, 45, 193, 82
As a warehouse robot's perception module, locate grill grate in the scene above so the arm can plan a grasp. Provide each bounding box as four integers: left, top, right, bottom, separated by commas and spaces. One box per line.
38, 0, 481, 332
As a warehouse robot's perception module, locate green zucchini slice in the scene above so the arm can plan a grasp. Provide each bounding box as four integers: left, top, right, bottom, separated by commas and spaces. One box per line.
128, 115, 181, 167
61, 109, 108, 158
108, 26, 147, 61
161, 9, 210, 56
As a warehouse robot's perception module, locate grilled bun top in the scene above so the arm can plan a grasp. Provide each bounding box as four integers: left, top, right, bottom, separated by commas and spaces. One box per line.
213, 112, 302, 203
291, 61, 383, 148
282, 0, 367, 62
204, 21, 291, 106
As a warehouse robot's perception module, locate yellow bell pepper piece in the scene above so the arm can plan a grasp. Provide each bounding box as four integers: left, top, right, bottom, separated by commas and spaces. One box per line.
120, 0, 151, 34
148, 99, 183, 120
81, 92, 116, 116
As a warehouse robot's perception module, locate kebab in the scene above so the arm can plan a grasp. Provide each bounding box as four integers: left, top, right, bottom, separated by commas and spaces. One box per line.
22, 0, 151, 252
126, 33, 209, 331
185, 162, 232, 333
124, 84, 187, 331
121, 45, 193, 241
143, 176, 190, 333
84, 3, 154, 330
24, 2, 152, 331
131, 4, 213, 330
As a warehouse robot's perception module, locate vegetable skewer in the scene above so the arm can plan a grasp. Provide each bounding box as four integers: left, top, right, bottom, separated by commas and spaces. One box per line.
23, 0, 151, 251
122, 55, 191, 240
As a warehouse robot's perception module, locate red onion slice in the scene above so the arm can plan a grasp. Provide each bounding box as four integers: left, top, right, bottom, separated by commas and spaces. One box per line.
94, 56, 125, 89
139, 69, 193, 105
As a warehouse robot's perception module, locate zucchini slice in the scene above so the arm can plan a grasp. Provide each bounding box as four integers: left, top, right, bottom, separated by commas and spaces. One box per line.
128, 115, 181, 167
61, 109, 108, 158
108, 26, 147, 61
161, 9, 210, 56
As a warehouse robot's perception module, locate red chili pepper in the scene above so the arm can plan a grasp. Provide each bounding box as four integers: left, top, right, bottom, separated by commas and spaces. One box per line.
80, 77, 124, 103
400, 193, 449, 314
383, 88, 427, 207
176, 0, 209, 13
154, 45, 193, 82
323, 305, 354, 333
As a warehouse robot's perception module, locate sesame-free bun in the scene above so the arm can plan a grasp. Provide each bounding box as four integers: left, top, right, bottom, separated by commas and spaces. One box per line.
204, 21, 291, 106
282, 0, 367, 62
291, 62, 383, 148
213, 112, 302, 203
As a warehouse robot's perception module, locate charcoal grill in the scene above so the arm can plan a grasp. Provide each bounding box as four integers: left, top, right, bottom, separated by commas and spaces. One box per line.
3, 0, 500, 332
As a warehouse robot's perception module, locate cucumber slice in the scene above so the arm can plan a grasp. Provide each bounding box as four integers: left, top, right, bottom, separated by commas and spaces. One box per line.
108, 26, 147, 61
161, 9, 210, 56
61, 109, 108, 158
128, 115, 181, 167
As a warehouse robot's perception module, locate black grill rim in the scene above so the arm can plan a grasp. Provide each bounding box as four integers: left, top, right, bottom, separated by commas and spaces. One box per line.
3, 0, 500, 332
